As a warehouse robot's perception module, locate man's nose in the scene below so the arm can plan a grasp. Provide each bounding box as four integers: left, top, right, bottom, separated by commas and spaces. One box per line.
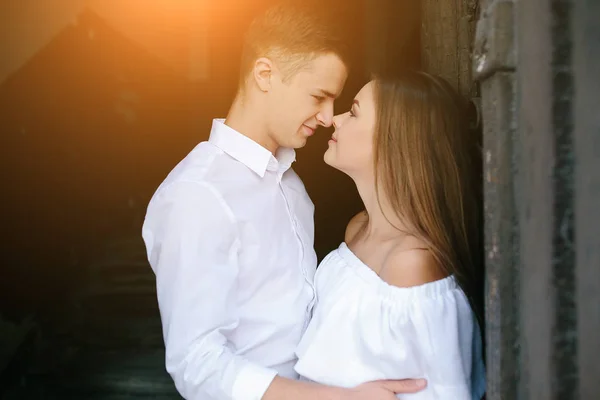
316, 103, 334, 128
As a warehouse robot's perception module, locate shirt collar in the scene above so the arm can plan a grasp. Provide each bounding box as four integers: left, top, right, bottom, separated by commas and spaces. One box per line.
208, 119, 296, 178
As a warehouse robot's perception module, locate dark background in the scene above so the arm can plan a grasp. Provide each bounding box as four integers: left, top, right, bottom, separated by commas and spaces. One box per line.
0, 0, 420, 397
0, 0, 420, 318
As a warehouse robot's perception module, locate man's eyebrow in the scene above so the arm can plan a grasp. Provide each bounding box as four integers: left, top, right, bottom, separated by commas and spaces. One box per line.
318, 89, 337, 98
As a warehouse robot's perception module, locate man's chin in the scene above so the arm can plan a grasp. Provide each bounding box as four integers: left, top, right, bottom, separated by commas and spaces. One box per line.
290, 136, 308, 149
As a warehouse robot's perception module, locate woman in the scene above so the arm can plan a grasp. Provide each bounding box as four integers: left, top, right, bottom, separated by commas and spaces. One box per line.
294, 72, 486, 399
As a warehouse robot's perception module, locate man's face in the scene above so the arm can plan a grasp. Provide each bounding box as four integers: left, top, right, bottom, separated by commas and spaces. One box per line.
265, 53, 348, 149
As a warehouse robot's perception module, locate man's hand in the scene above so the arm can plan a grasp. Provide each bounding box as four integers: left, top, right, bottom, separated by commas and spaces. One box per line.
347, 379, 427, 399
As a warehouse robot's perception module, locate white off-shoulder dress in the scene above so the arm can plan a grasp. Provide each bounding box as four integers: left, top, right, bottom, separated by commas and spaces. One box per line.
294, 243, 486, 399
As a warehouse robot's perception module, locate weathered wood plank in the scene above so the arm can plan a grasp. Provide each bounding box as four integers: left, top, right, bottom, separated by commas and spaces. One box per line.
473, 1, 518, 398
573, 0, 600, 398
422, 0, 479, 96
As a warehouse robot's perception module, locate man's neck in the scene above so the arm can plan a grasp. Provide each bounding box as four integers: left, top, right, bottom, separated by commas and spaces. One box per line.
225, 93, 279, 155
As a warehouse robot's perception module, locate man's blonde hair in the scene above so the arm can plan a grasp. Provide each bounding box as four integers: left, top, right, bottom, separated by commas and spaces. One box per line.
239, 1, 348, 85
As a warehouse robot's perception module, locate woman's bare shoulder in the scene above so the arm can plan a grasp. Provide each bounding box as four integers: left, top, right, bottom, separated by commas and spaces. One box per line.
380, 245, 449, 288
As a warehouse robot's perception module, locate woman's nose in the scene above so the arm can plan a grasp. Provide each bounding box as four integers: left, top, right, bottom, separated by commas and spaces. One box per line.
332, 112, 345, 130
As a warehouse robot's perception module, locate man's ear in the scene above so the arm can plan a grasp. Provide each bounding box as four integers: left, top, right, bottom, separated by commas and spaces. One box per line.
252, 57, 274, 92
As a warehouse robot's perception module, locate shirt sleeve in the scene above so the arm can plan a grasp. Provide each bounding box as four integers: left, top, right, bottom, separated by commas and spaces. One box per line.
142, 180, 277, 400
394, 290, 485, 399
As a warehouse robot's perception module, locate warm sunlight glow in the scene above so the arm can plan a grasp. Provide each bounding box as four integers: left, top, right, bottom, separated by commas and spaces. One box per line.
88, 0, 209, 80
0, 0, 209, 83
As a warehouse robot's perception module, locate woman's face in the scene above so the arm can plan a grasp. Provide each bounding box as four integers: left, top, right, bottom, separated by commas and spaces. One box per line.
324, 80, 377, 178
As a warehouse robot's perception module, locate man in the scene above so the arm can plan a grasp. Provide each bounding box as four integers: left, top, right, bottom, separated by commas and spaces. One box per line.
142, 2, 426, 399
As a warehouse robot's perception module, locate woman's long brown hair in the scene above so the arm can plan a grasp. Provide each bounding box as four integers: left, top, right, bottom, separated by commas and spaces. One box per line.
372, 71, 485, 338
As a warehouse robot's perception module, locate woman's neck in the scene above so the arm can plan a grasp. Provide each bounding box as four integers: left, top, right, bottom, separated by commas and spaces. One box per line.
353, 175, 410, 241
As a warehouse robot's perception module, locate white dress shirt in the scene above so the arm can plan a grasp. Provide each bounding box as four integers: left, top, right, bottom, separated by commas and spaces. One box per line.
142, 119, 317, 400
295, 243, 486, 400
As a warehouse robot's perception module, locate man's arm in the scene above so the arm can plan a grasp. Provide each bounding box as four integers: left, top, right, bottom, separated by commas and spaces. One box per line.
263, 376, 427, 400
143, 181, 277, 400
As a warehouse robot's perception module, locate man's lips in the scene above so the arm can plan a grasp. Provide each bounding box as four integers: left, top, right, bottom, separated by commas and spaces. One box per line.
302, 124, 316, 135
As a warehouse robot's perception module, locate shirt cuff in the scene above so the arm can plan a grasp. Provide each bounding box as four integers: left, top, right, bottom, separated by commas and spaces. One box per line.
231, 363, 278, 400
